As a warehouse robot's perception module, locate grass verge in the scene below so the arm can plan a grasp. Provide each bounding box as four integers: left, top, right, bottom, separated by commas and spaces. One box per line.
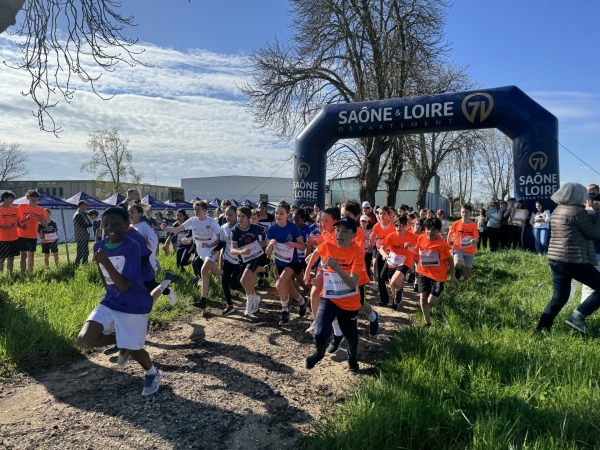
308, 250, 600, 449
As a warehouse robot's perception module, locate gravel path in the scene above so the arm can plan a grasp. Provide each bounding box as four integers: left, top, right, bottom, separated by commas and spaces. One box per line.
0, 285, 417, 449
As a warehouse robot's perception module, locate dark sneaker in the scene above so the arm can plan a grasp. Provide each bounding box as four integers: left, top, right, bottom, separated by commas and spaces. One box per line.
369, 310, 380, 336
565, 314, 587, 333
298, 297, 308, 318
221, 305, 236, 316
305, 351, 324, 369
348, 357, 359, 375
391, 302, 398, 311
103, 344, 119, 355
327, 335, 344, 354
164, 271, 182, 283
141, 370, 163, 396
423, 323, 431, 328
378, 301, 389, 307
454, 269, 462, 280
413, 282, 419, 292
279, 310, 290, 326
117, 349, 130, 367
193, 297, 207, 308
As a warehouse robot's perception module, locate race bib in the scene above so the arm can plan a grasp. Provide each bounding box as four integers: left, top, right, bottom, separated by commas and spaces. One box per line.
323, 271, 358, 299
99, 256, 126, 285
194, 230, 213, 242
274, 242, 294, 263
460, 237, 473, 248
386, 251, 406, 267
240, 240, 264, 263
297, 249, 306, 259
42, 232, 58, 243
419, 249, 440, 267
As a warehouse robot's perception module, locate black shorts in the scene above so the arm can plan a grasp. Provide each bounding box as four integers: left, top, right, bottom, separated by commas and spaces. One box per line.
0, 240, 20, 258
417, 274, 444, 297
239, 257, 262, 274
388, 265, 410, 280
144, 279, 159, 292
360, 284, 365, 305
41, 241, 59, 254
276, 262, 302, 275
19, 237, 37, 253
298, 259, 307, 273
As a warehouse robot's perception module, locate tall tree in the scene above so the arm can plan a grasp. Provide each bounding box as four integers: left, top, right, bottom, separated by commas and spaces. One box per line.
477, 129, 514, 201
80, 128, 142, 197
0, 140, 29, 181
438, 137, 477, 214
241, 0, 453, 205
383, 136, 406, 207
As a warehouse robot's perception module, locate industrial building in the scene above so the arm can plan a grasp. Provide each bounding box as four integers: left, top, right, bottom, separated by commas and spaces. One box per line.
181, 176, 294, 204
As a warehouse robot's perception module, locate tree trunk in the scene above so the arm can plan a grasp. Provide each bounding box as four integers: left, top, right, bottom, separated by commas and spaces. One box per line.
384, 139, 405, 207
358, 138, 384, 205
415, 175, 433, 211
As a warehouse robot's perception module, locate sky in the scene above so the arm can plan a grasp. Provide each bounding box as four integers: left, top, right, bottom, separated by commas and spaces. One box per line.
0, 0, 598, 188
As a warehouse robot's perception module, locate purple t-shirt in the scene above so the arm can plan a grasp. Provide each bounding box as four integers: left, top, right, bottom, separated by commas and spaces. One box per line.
94, 237, 153, 314
126, 227, 155, 282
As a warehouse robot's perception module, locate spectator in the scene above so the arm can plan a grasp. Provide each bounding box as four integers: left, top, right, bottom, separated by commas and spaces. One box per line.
73, 200, 92, 264
17, 190, 49, 272
39, 208, 59, 269
89, 210, 102, 242
500, 200, 512, 248
0, 190, 19, 274
588, 184, 600, 202
118, 188, 141, 210
580, 194, 600, 304
436, 209, 449, 240
509, 200, 529, 248
361, 201, 377, 225
475, 208, 488, 250
486, 201, 503, 252
535, 182, 600, 333
530, 202, 550, 255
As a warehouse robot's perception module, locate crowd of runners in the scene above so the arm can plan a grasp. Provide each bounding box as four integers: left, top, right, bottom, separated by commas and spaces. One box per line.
1, 183, 599, 396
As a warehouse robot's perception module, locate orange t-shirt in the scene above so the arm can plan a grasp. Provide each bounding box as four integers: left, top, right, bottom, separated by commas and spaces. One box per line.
349, 227, 369, 285
381, 232, 415, 268
17, 204, 49, 239
448, 220, 480, 255
0, 205, 19, 241
371, 221, 394, 248
317, 242, 365, 311
416, 234, 452, 282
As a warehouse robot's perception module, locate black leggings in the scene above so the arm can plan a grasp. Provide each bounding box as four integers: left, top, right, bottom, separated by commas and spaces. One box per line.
313, 297, 359, 359
364, 252, 373, 279
477, 230, 488, 250
374, 250, 389, 304
176, 245, 193, 268
487, 227, 501, 252
222, 259, 241, 306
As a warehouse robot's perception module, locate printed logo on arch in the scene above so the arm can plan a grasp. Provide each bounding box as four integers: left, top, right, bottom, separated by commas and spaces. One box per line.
462, 92, 494, 123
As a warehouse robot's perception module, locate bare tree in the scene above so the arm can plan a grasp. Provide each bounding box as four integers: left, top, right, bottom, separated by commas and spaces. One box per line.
241, 0, 453, 205
383, 136, 406, 207
0, 140, 29, 181
477, 129, 513, 201
80, 128, 142, 197
438, 138, 477, 214
2, 0, 144, 134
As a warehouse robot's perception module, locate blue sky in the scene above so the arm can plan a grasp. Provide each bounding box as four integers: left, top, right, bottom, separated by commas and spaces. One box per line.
1, 0, 598, 187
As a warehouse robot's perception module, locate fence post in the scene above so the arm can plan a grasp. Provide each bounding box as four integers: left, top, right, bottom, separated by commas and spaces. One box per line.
60, 208, 70, 264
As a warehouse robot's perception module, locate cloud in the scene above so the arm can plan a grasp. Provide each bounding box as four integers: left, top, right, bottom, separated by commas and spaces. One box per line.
0, 37, 293, 185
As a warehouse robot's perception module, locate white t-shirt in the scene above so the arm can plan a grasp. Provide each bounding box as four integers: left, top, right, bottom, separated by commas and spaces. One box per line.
133, 221, 159, 271
220, 223, 238, 265
183, 216, 221, 257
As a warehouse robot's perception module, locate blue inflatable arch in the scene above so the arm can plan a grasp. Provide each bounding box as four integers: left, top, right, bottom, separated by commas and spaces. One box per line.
292, 85, 559, 213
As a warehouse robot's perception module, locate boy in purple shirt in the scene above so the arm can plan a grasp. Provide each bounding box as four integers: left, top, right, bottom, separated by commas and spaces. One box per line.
76, 207, 163, 396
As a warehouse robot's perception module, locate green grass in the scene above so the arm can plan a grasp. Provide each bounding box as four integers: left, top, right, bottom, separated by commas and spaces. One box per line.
0, 253, 225, 378
308, 250, 600, 450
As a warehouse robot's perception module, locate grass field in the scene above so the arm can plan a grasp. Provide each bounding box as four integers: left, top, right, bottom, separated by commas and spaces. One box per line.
308, 250, 600, 449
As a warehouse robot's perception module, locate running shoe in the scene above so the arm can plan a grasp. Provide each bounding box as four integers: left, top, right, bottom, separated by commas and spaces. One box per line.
378, 301, 389, 307
454, 268, 462, 280
164, 271, 182, 283
305, 322, 315, 335
565, 314, 587, 333
305, 351, 324, 369
369, 310, 380, 336
327, 335, 344, 354
271, 288, 280, 297
141, 370, 164, 396
279, 310, 290, 326
104, 344, 119, 355
165, 289, 178, 306
348, 357, 359, 375
298, 297, 308, 318
221, 305, 236, 316
117, 349, 130, 367
193, 297, 206, 308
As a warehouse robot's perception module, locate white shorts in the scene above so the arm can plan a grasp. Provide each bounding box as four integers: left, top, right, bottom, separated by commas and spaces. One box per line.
197, 254, 216, 263
86, 304, 148, 350
453, 249, 475, 268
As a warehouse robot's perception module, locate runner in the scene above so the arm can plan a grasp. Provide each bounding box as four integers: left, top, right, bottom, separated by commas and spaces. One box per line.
292, 208, 312, 292
218, 205, 240, 315
359, 214, 373, 279
0, 191, 20, 274
17, 190, 49, 272
265, 200, 307, 326
370, 206, 395, 305
76, 207, 163, 396
218, 200, 232, 226
409, 218, 425, 291
230, 206, 268, 316
437, 209, 450, 241
447, 204, 479, 281
128, 205, 159, 274
170, 209, 194, 273
162, 200, 221, 308
39, 208, 59, 269
410, 217, 458, 327
305, 217, 365, 375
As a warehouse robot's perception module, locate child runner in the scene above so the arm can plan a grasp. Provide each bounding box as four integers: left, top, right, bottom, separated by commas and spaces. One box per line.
219, 205, 240, 315
0, 191, 20, 274
409, 218, 425, 291
370, 206, 394, 305
359, 214, 373, 279
266, 200, 307, 325
171, 209, 194, 273
76, 207, 163, 396
162, 200, 222, 308
230, 206, 268, 315
379, 215, 415, 310
17, 190, 49, 272
447, 204, 479, 280
411, 217, 458, 327
39, 208, 59, 269
293, 208, 312, 292
305, 217, 365, 374
255, 202, 275, 289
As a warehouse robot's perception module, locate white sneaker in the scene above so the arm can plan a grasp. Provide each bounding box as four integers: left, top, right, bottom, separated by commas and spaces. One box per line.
165, 289, 178, 306
251, 294, 261, 314
305, 322, 315, 335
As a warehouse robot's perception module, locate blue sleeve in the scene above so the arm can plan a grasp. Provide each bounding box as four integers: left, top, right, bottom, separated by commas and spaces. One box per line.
267, 225, 274, 240
292, 223, 301, 240
121, 240, 141, 281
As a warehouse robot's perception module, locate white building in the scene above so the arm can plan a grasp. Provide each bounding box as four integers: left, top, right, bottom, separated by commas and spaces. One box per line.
181, 176, 294, 203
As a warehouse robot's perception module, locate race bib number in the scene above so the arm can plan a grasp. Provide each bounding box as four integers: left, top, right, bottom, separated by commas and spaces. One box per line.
386, 251, 406, 267
240, 240, 264, 263
419, 249, 440, 267
194, 230, 213, 242
323, 271, 358, 299
99, 256, 126, 285
42, 232, 58, 243
460, 237, 473, 248
274, 242, 294, 263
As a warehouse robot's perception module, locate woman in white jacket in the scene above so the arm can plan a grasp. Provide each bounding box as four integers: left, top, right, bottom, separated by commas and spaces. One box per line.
530, 201, 551, 255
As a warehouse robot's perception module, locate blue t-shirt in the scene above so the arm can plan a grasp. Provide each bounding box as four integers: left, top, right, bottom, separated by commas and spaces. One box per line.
94, 237, 153, 314
126, 227, 155, 282
267, 221, 302, 265
297, 224, 312, 260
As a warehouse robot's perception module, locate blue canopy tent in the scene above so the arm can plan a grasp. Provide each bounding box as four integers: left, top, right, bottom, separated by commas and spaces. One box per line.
207, 198, 221, 209
230, 198, 241, 208
64, 191, 111, 209
141, 194, 173, 210
189, 196, 202, 203
240, 199, 257, 208
102, 193, 126, 206
165, 200, 193, 209
14, 189, 77, 263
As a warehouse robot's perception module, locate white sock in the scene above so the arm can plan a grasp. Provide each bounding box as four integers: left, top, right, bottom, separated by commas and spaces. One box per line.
296, 295, 305, 305
368, 310, 377, 322
159, 280, 171, 292
145, 365, 157, 375
332, 319, 343, 336
282, 301, 289, 311
572, 310, 585, 319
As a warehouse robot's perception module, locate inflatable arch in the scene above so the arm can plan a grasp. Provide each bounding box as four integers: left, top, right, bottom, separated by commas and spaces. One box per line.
292, 85, 559, 215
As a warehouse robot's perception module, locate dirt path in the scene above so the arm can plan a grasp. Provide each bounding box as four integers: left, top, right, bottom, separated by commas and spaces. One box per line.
0, 286, 418, 449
